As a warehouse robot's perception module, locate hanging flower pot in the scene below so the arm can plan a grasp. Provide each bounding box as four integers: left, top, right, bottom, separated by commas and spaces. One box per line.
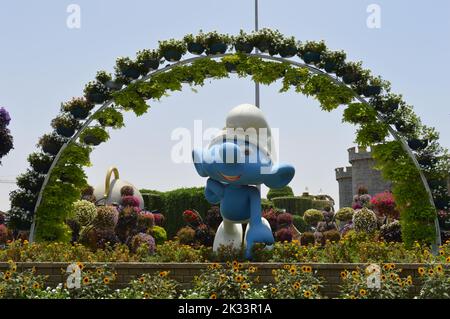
187, 42, 205, 55
79, 126, 109, 146
84, 81, 109, 104
38, 133, 65, 156
225, 62, 237, 73
62, 98, 94, 120
234, 42, 253, 54
51, 115, 80, 138
299, 40, 326, 64
10, 190, 37, 212
278, 37, 298, 58
16, 170, 44, 193
159, 39, 187, 62
302, 51, 321, 64
407, 138, 429, 151
417, 154, 435, 167
268, 45, 279, 56
372, 96, 400, 115
340, 62, 365, 85
207, 43, 227, 55
321, 51, 346, 74
362, 85, 382, 97
323, 61, 337, 73
115, 57, 141, 80
105, 80, 123, 91
137, 49, 161, 73
28, 152, 53, 174
252, 28, 283, 54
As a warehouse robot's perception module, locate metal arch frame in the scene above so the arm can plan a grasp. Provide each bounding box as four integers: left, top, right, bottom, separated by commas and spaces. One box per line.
29, 52, 441, 248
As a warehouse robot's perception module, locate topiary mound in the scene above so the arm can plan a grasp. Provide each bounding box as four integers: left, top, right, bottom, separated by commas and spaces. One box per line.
353, 208, 378, 234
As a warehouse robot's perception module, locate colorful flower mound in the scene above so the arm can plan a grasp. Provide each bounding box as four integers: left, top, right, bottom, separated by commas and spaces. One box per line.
94, 206, 119, 230
275, 228, 293, 242
137, 211, 155, 230
352, 194, 372, 210
153, 213, 165, 227
353, 208, 378, 233
73, 200, 97, 227
0, 107, 13, 162
303, 209, 324, 226
121, 195, 140, 208
130, 233, 155, 254
371, 192, 398, 218
183, 210, 201, 225
335, 207, 355, 222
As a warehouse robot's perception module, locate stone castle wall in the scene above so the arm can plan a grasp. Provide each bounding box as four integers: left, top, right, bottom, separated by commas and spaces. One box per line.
335, 147, 392, 208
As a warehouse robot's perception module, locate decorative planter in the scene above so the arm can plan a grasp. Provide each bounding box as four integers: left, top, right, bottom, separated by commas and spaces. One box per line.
417, 155, 434, 167
407, 138, 428, 151
31, 159, 53, 174
255, 41, 271, 53
224, 62, 237, 73
86, 92, 108, 104
373, 99, 399, 114
207, 43, 227, 55
435, 199, 449, 210
42, 142, 63, 156
302, 51, 321, 64
187, 42, 204, 55
143, 59, 160, 71
56, 126, 76, 138
105, 80, 123, 91
82, 135, 103, 146
69, 107, 90, 120
323, 61, 337, 73
278, 46, 297, 58
121, 66, 141, 79
362, 85, 382, 97
342, 72, 361, 85
234, 42, 253, 54
163, 50, 182, 62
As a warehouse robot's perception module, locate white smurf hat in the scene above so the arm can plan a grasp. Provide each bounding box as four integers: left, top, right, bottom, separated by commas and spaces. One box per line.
209, 103, 277, 161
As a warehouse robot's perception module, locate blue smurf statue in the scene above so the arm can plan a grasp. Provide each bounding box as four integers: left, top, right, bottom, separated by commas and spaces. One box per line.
192, 104, 295, 259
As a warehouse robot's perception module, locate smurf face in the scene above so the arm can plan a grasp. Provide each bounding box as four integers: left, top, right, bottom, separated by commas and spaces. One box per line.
200, 139, 272, 185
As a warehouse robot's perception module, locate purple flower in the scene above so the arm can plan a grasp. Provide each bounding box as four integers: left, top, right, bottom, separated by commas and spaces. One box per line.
0, 108, 11, 127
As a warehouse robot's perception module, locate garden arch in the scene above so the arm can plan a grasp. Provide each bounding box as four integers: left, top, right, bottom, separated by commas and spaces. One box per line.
10, 30, 447, 249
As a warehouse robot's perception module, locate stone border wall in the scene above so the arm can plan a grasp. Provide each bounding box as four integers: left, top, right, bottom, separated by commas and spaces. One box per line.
0, 262, 437, 298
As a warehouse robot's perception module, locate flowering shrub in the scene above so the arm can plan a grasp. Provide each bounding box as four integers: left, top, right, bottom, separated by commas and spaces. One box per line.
276, 213, 293, 228
73, 200, 97, 227
94, 206, 119, 230
63, 264, 116, 299
130, 233, 155, 254
303, 209, 324, 227
353, 208, 378, 233
416, 264, 450, 299
335, 207, 354, 222
120, 186, 134, 197
380, 220, 402, 242
0, 224, 12, 245
205, 206, 222, 231
153, 213, 165, 226
176, 226, 196, 245
137, 211, 155, 230
0, 261, 46, 299
154, 241, 207, 263
149, 225, 167, 245
115, 271, 179, 299
371, 192, 398, 219
275, 228, 293, 242
266, 265, 324, 299
121, 195, 140, 208
181, 262, 261, 299
352, 193, 372, 210
182, 210, 201, 226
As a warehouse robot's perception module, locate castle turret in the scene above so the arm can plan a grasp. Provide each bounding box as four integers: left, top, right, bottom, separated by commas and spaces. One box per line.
335, 166, 353, 208
348, 146, 391, 199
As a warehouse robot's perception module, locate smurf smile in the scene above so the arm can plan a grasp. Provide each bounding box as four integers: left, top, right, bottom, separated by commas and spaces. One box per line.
220, 173, 241, 181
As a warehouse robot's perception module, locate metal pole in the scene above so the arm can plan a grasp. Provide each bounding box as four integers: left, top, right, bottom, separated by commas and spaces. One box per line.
254, 0, 260, 108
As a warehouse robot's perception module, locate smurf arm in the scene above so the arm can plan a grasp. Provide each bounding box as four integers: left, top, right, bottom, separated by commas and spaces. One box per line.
205, 178, 225, 204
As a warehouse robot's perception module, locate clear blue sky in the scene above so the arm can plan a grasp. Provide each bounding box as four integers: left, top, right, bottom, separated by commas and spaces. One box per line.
0, 0, 449, 211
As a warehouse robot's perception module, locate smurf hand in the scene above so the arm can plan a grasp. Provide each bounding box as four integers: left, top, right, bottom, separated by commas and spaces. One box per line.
245, 222, 274, 259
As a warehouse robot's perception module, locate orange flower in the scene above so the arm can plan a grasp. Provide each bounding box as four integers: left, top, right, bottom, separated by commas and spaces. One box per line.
210, 293, 217, 299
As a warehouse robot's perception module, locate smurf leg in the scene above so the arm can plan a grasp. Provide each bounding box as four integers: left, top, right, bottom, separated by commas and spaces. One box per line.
213, 219, 243, 252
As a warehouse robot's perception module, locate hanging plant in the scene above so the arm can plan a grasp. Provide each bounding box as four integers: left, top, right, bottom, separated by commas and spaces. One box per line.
62, 97, 94, 120
95, 70, 123, 91
16, 170, 45, 193
298, 40, 327, 64
184, 32, 206, 55
252, 28, 282, 55
356, 76, 388, 97
83, 81, 110, 104
408, 138, 429, 151
79, 126, 109, 146
233, 30, 254, 54
370, 94, 401, 115
0, 107, 13, 162
115, 57, 141, 80
38, 133, 66, 156
51, 114, 80, 138
203, 31, 231, 55
320, 50, 346, 74
28, 152, 54, 174
158, 39, 187, 62
136, 49, 160, 73
93, 107, 124, 128
339, 62, 368, 84
9, 189, 37, 212
277, 36, 298, 58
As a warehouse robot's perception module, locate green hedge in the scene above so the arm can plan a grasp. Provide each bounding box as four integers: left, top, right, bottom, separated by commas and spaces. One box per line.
267, 186, 294, 201
272, 196, 332, 216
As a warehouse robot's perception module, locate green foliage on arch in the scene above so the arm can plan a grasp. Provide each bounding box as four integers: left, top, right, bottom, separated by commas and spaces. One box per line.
8, 30, 449, 246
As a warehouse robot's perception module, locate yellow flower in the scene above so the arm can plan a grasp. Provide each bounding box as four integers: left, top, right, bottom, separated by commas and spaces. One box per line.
82, 276, 90, 285
103, 277, 110, 284
11, 265, 17, 272
232, 261, 239, 268
159, 271, 168, 277
396, 277, 402, 284
235, 275, 244, 283
77, 262, 84, 270
21, 285, 27, 292
232, 267, 239, 273
240, 283, 249, 290
359, 289, 367, 296
428, 269, 434, 275
33, 282, 40, 289
96, 269, 102, 275
289, 267, 297, 276
351, 270, 358, 276
226, 261, 231, 267
436, 265, 443, 273
292, 282, 301, 290
219, 274, 227, 283
249, 266, 257, 273
383, 264, 389, 271
390, 273, 397, 280
406, 278, 413, 285
381, 275, 387, 281
340, 271, 348, 279
272, 269, 277, 276
439, 250, 444, 256
211, 263, 220, 269
3, 274, 10, 280
446, 256, 450, 263
210, 293, 217, 299
418, 267, 425, 276
284, 264, 291, 270
144, 292, 150, 299
31, 267, 36, 274
303, 290, 312, 298
271, 287, 277, 294
139, 277, 145, 284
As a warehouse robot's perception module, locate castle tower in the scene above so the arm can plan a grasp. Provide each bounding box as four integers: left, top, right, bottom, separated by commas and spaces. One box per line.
348, 146, 391, 197
335, 166, 353, 208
